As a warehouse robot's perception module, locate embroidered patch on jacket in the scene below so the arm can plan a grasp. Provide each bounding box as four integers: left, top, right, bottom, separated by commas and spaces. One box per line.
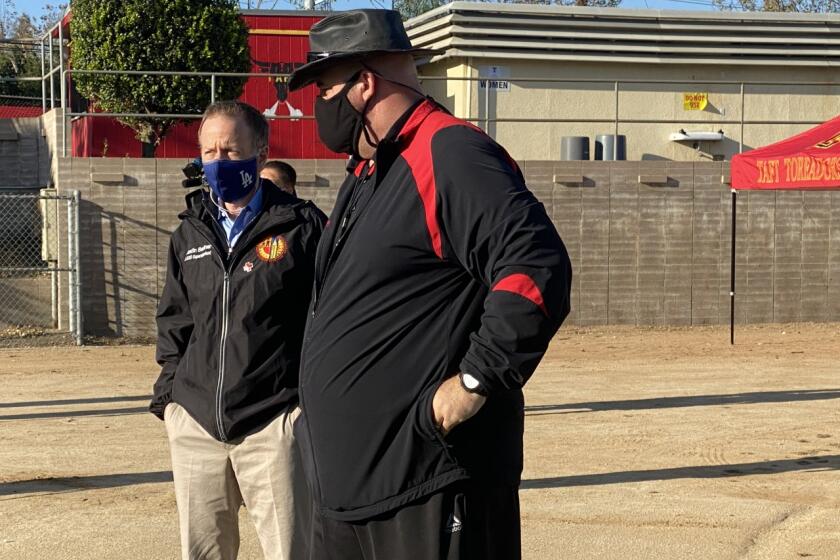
183, 244, 212, 263
242, 261, 254, 273
255, 235, 287, 263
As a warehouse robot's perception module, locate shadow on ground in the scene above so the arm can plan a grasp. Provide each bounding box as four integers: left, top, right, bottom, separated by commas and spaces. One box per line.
0, 471, 173, 498
0, 406, 148, 421
521, 454, 840, 489
525, 389, 840, 416
0, 395, 151, 409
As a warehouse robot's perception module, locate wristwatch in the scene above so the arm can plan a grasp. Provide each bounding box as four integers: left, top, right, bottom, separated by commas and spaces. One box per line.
459, 372, 488, 397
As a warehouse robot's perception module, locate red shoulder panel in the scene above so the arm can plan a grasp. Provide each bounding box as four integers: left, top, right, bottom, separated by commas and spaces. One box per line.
399, 100, 518, 260
400, 103, 480, 259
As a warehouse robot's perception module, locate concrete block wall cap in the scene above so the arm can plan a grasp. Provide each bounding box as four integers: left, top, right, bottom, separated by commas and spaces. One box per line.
638, 174, 669, 184
294, 174, 318, 184
91, 172, 125, 184
553, 174, 585, 184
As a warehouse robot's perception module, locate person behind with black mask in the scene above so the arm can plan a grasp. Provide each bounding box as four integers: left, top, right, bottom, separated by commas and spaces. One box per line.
261, 160, 298, 198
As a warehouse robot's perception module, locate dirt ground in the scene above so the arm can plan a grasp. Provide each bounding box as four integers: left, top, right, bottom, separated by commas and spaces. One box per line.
0, 323, 839, 559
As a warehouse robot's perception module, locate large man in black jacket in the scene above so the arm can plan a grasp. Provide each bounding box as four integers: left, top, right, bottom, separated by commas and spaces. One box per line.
289, 10, 572, 560
150, 101, 325, 559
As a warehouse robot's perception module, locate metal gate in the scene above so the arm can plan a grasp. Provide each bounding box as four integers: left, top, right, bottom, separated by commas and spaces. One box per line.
0, 190, 81, 346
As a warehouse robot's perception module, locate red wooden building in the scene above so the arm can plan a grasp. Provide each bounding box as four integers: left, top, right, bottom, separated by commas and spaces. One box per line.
65, 10, 339, 159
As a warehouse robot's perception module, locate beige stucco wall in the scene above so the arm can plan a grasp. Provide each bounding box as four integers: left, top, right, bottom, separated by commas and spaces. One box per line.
418, 58, 840, 161
418, 59, 470, 117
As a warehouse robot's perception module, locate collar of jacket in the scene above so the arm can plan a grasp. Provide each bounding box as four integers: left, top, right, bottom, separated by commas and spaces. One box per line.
178, 180, 305, 251
394, 98, 447, 145
179, 179, 301, 224
346, 97, 444, 181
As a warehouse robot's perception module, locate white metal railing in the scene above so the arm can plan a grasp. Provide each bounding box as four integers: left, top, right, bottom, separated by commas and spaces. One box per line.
18, 11, 840, 160
18, 16, 840, 160
54, 69, 840, 160
59, 68, 314, 156
40, 15, 66, 112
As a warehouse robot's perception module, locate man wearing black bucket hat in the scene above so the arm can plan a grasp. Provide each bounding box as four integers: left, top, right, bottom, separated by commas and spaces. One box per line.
291, 10, 572, 560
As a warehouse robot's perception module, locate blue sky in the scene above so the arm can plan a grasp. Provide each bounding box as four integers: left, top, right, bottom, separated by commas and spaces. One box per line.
8, 0, 55, 19
10, 0, 718, 19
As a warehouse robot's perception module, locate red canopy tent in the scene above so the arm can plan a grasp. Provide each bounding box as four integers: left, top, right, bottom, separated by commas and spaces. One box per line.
732, 115, 840, 190
728, 115, 840, 342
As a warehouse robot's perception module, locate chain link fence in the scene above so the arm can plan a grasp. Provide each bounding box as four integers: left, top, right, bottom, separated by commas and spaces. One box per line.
0, 93, 45, 118
0, 190, 81, 347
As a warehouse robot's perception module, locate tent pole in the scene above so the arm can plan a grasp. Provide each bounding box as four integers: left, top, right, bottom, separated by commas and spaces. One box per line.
730, 189, 737, 345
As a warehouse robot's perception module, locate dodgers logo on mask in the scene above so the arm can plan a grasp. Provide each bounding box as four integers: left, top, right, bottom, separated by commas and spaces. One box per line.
256, 235, 287, 263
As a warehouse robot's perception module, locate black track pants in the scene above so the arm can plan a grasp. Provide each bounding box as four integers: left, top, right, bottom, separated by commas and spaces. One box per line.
307, 482, 521, 560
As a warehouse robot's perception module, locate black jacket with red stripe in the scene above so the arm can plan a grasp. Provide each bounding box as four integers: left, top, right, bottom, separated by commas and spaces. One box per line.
297, 99, 572, 521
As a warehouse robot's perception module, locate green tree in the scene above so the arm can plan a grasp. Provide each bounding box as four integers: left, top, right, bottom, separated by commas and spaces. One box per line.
70, 0, 251, 156
394, 0, 447, 19
0, 5, 46, 101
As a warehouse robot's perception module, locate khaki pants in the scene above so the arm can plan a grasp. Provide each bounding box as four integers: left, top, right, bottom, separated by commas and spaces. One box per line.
164, 402, 308, 560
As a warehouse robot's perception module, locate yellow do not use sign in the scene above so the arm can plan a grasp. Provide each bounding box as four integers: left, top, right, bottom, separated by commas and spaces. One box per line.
683, 92, 708, 111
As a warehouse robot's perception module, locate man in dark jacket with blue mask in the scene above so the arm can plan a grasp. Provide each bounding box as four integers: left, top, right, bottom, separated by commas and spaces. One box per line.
150, 100, 325, 560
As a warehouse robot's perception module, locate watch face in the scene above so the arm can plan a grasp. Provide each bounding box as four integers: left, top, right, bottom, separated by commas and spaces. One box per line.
462, 373, 480, 390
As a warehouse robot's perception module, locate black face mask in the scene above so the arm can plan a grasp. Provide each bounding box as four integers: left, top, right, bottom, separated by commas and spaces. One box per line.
314, 71, 369, 159
314, 68, 427, 159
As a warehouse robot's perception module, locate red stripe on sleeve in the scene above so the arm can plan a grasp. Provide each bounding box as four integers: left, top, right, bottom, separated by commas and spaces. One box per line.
492, 273, 548, 316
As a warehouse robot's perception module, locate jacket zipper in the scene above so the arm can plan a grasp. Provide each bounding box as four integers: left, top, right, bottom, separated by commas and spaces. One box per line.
300, 166, 372, 503
301, 167, 371, 494
185, 210, 296, 442
184, 221, 230, 441
216, 268, 231, 441
311, 164, 373, 318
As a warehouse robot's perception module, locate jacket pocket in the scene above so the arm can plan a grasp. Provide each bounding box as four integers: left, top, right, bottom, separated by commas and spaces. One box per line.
416, 381, 458, 464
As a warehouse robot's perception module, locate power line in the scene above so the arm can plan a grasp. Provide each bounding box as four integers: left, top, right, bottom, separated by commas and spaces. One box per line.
0, 38, 40, 45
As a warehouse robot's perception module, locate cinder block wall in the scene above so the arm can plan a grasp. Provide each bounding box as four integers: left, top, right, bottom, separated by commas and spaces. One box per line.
56, 158, 840, 337
41, 109, 68, 188
542, 161, 840, 326
55, 157, 347, 338
0, 117, 51, 188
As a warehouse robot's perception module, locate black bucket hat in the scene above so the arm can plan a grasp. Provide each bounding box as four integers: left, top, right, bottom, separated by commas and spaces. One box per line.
288, 9, 442, 92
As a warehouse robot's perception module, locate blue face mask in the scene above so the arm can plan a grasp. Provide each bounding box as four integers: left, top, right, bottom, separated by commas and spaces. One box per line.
203, 157, 259, 203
